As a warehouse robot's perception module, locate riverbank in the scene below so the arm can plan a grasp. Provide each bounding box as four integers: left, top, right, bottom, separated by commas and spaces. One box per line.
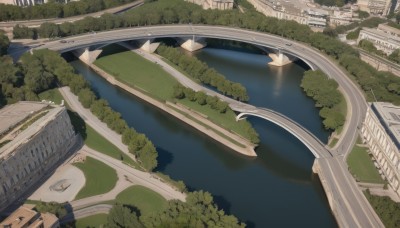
88, 64, 257, 157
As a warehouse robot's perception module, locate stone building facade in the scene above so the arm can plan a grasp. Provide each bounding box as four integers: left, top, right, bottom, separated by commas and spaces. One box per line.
357, 0, 391, 15
0, 106, 77, 211
358, 24, 400, 55
361, 102, 400, 195
186, 0, 234, 10
247, 0, 328, 28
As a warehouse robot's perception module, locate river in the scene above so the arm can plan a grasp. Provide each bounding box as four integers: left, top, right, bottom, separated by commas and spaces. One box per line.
69, 45, 337, 227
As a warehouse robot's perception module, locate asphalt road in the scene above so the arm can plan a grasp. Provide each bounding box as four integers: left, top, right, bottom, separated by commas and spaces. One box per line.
24, 25, 382, 227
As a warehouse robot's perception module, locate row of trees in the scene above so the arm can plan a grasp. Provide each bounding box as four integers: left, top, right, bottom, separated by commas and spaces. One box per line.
157, 45, 249, 102
364, 189, 400, 228
0, 0, 134, 21
173, 84, 229, 113
106, 191, 245, 227
301, 70, 345, 131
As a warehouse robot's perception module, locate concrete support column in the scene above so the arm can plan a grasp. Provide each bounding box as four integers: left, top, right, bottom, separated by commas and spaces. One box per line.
136, 39, 160, 53
72, 47, 103, 65
268, 51, 292, 67
178, 37, 206, 52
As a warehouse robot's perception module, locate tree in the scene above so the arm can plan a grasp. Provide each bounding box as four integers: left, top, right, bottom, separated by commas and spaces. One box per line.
0, 30, 9, 56
128, 133, 148, 154
137, 141, 158, 171
107, 204, 144, 228
78, 88, 96, 108
38, 22, 60, 38
195, 91, 207, 105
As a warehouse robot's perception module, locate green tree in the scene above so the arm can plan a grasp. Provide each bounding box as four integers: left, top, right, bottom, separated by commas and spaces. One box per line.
107, 204, 144, 228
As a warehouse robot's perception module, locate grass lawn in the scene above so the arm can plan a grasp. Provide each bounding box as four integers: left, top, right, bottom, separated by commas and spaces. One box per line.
94, 44, 179, 100
38, 88, 64, 105
75, 213, 108, 228
178, 98, 255, 141
347, 144, 384, 184
116, 185, 167, 216
84, 124, 138, 168
73, 157, 118, 200
328, 137, 339, 148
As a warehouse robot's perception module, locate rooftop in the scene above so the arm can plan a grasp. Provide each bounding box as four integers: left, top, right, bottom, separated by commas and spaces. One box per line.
372, 102, 400, 150
0, 106, 65, 161
378, 23, 400, 36
0, 204, 59, 228
0, 102, 48, 136
361, 27, 400, 43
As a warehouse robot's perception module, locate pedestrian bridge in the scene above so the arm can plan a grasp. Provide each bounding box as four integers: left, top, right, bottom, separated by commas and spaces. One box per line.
234, 107, 332, 158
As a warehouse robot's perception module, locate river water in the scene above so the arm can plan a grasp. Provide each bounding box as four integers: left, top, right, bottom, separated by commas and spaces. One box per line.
69, 45, 337, 227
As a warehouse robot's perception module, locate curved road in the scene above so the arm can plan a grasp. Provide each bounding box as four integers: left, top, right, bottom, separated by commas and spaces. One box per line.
26, 25, 382, 227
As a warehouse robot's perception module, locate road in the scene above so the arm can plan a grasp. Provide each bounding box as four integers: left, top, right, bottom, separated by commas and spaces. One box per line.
0, 1, 144, 29
23, 25, 382, 227
60, 204, 112, 224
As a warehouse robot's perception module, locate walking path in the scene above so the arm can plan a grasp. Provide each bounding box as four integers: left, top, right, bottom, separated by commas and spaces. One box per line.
59, 87, 134, 161
70, 145, 185, 211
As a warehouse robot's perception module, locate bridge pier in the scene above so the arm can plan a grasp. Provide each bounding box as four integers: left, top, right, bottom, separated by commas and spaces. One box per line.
72, 47, 103, 65
178, 36, 206, 52
268, 51, 293, 67
136, 39, 160, 53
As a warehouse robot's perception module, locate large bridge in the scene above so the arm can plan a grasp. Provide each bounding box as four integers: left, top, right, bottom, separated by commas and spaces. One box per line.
27, 25, 383, 227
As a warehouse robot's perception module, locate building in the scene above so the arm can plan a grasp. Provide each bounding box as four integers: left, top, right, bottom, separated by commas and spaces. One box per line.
357, 23, 400, 55
357, 0, 391, 15
247, 0, 328, 28
361, 102, 400, 195
0, 0, 71, 7
0, 102, 77, 211
185, 0, 234, 10
0, 204, 59, 228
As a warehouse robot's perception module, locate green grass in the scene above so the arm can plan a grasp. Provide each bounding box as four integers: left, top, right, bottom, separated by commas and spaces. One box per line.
65, 108, 138, 168
347, 144, 384, 184
94, 44, 179, 100
178, 99, 254, 141
75, 213, 108, 228
84, 124, 139, 169
38, 88, 64, 105
328, 138, 339, 148
115, 185, 167, 216
73, 157, 118, 200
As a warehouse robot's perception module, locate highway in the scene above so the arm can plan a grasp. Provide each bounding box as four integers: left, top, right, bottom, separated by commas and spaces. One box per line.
26, 25, 382, 227
0, 0, 144, 28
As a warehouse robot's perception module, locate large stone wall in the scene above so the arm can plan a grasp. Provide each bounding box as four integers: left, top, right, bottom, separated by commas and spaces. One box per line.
0, 107, 77, 211
360, 52, 400, 77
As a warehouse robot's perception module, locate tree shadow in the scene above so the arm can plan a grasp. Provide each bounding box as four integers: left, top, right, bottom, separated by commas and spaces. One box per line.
154, 147, 174, 172
66, 110, 87, 140
212, 194, 232, 214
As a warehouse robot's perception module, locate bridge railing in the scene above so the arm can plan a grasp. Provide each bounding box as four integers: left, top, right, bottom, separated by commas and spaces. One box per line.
257, 107, 327, 146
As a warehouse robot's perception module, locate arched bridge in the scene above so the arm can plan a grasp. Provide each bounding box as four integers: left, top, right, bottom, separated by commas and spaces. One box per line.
235, 108, 331, 158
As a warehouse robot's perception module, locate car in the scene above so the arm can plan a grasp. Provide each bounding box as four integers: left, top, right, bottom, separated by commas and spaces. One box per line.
59, 40, 67, 43
285, 43, 292, 46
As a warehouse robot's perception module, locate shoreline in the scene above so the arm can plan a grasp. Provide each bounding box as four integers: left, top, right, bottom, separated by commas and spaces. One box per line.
87, 63, 257, 157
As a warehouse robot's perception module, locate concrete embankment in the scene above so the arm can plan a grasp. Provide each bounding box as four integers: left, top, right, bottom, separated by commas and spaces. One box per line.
88, 64, 257, 157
